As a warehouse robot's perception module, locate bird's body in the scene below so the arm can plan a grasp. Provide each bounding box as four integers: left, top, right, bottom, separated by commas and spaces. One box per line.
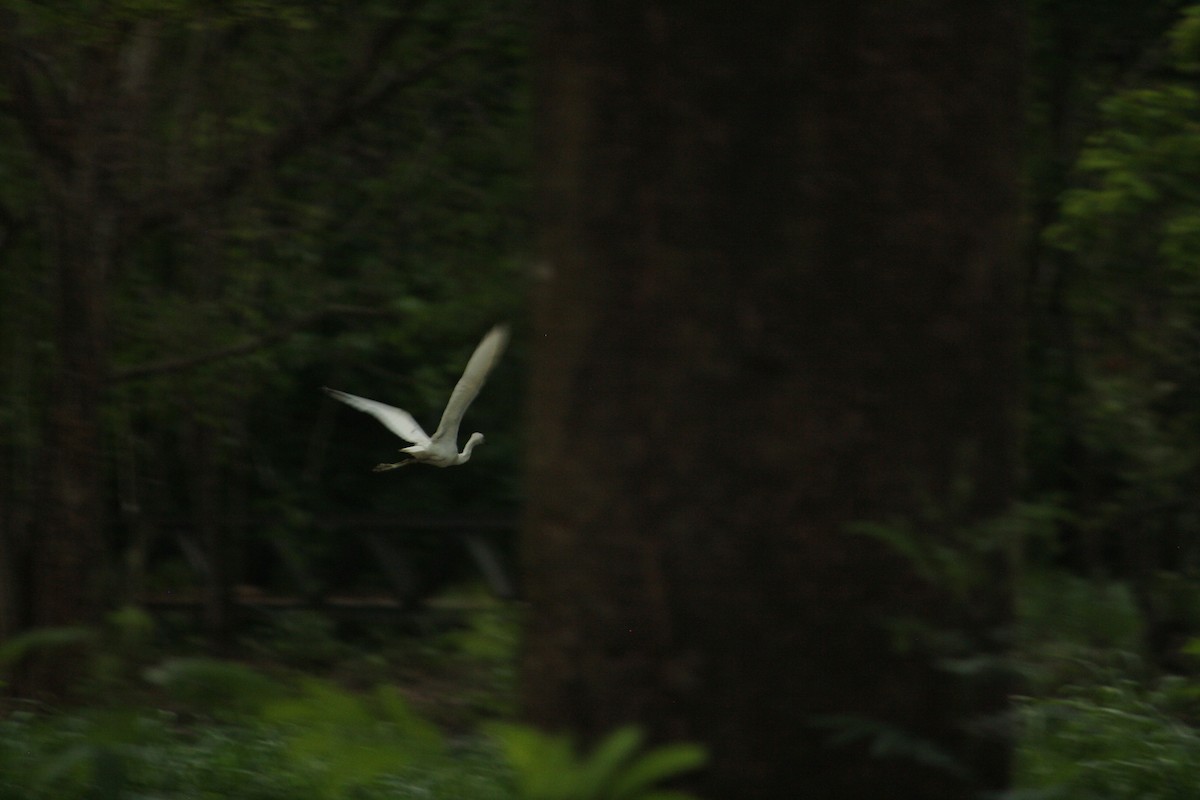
324, 324, 508, 470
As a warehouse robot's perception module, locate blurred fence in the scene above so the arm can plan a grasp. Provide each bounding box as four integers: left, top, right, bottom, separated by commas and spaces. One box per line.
139, 514, 518, 631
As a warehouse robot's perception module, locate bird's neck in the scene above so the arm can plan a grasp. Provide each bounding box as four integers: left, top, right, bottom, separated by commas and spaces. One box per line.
457, 433, 484, 464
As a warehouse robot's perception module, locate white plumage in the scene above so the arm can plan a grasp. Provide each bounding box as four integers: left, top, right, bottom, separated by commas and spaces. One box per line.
324, 324, 509, 470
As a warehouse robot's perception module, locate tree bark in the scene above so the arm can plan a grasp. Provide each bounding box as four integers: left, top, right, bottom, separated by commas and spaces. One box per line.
524, 3, 1024, 797
25, 160, 114, 696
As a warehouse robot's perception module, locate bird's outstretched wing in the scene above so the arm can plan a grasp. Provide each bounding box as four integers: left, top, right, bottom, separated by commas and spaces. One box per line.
323, 387, 430, 444
432, 324, 509, 443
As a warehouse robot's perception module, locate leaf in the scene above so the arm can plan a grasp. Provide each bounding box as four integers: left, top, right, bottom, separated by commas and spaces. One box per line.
144, 657, 284, 719
486, 722, 581, 799
0, 626, 97, 671
576, 726, 644, 796
372, 683, 446, 759
811, 715, 968, 780
609, 742, 707, 799
487, 722, 706, 800
262, 679, 451, 797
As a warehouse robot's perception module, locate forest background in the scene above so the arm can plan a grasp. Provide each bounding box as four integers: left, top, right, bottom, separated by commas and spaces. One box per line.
3, 1, 1200, 798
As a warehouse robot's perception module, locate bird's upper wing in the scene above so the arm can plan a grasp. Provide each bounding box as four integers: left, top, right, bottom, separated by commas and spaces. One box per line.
323, 387, 430, 444
432, 324, 509, 443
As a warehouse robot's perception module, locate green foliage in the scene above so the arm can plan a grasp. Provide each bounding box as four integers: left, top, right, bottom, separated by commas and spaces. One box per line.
848, 501, 1055, 604
0, 607, 174, 699
810, 716, 967, 780
0, 619, 702, 800
0, 707, 175, 800
1013, 569, 1153, 702
1040, 2, 1200, 587
105, 605, 157, 650
1016, 674, 1200, 799
0, 646, 706, 800
424, 603, 521, 720
261, 680, 448, 799
439, 605, 522, 663
0, 607, 165, 695
1170, 4, 1200, 71
90, 606, 161, 689
144, 657, 287, 720
0, 626, 97, 674
486, 723, 706, 800
0, 701, 511, 800
1012, 568, 1200, 798
242, 610, 353, 668
1018, 570, 1144, 652
0, 660, 512, 799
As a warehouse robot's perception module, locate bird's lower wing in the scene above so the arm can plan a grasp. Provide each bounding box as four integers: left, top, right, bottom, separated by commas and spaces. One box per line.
323, 387, 430, 444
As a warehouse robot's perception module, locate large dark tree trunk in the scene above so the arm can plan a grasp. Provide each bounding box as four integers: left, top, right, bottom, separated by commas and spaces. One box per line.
524, 3, 1024, 797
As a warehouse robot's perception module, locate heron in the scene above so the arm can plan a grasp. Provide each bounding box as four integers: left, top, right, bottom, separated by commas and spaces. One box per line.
324, 324, 509, 470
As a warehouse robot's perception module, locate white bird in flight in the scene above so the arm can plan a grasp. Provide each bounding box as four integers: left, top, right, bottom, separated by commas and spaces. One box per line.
324, 324, 509, 471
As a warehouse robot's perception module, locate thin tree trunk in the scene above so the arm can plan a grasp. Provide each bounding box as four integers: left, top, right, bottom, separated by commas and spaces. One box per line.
187, 419, 233, 650
525, 3, 1023, 797
25, 175, 114, 695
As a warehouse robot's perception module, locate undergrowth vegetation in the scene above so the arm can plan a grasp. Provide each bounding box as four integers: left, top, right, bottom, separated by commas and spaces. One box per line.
11, 572, 1200, 798
1012, 570, 1200, 798
0, 601, 705, 800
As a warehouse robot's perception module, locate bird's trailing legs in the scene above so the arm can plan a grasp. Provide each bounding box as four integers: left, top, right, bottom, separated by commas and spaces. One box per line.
373, 459, 415, 472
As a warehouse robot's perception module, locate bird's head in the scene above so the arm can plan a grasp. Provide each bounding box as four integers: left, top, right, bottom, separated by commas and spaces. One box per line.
457, 432, 486, 463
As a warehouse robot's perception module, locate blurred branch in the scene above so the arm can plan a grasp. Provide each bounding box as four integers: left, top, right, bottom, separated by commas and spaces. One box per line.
112, 304, 394, 382
132, 11, 493, 238
0, 199, 19, 258
0, 39, 75, 176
